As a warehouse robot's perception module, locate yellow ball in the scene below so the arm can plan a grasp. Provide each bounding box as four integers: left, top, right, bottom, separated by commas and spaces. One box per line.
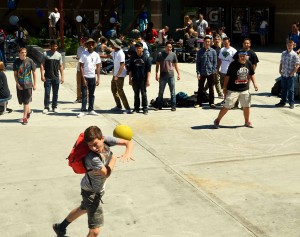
113, 124, 133, 141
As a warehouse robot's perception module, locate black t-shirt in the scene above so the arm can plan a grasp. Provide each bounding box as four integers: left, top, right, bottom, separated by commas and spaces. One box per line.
233, 49, 259, 66
128, 52, 151, 80
0, 71, 10, 99
211, 45, 221, 56
226, 60, 254, 92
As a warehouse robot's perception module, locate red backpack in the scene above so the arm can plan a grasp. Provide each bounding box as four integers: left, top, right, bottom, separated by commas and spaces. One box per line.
67, 132, 91, 174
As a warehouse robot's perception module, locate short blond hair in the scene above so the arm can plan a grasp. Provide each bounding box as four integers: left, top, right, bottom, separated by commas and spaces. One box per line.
0, 61, 4, 71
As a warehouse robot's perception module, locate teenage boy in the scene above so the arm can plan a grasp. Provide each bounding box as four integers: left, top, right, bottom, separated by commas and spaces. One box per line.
13, 48, 37, 125
53, 126, 133, 237
110, 39, 131, 114
128, 42, 151, 114
155, 41, 180, 111
213, 51, 258, 128
40, 40, 64, 114
77, 38, 101, 118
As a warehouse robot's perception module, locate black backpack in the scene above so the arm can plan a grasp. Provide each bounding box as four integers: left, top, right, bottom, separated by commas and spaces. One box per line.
271, 80, 281, 97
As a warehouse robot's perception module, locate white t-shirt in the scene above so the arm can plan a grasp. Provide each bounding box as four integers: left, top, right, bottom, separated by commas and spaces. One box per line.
49, 12, 60, 27
111, 49, 127, 77
196, 19, 208, 37
79, 50, 101, 78
218, 46, 237, 74
260, 21, 268, 29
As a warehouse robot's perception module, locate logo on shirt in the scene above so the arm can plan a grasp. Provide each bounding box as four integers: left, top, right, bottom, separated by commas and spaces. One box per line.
235, 66, 249, 84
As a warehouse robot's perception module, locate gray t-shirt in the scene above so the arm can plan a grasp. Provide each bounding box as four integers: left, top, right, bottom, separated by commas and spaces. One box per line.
80, 136, 118, 193
156, 51, 178, 78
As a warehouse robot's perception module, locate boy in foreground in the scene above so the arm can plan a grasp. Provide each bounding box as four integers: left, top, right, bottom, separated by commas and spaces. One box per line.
53, 126, 133, 237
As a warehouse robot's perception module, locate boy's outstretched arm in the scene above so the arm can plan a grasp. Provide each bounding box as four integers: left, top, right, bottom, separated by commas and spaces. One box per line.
116, 138, 134, 162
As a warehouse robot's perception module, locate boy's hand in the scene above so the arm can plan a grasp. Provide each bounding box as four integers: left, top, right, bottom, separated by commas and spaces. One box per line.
117, 154, 135, 162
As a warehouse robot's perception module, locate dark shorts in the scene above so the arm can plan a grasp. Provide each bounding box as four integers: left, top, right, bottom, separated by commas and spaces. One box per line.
80, 189, 104, 229
17, 88, 32, 105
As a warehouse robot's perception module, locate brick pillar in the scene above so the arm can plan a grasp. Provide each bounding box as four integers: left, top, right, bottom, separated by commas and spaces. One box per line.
150, 0, 162, 30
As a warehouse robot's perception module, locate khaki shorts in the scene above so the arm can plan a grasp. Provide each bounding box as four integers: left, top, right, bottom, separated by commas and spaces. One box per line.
224, 90, 251, 109
80, 189, 104, 229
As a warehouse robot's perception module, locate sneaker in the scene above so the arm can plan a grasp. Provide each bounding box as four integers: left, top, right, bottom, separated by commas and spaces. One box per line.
100, 69, 108, 75
53, 108, 59, 113
289, 104, 294, 109
275, 102, 285, 107
6, 108, 13, 113
245, 121, 254, 128
77, 111, 87, 118
53, 223, 66, 237
209, 104, 216, 109
194, 104, 201, 108
88, 110, 99, 116
132, 108, 140, 114
27, 110, 33, 119
73, 98, 82, 103
42, 108, 50, 114
213, 119, 219, 129
111, 106, 122, 111
22, 118, 28, 125
171, 107, 176, 111
123, 109, 132, 114
154, 107, 162, 111
143, 109, 148, 115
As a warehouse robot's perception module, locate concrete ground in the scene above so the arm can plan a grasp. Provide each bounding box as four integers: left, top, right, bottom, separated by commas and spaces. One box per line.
1, 44, 300, 237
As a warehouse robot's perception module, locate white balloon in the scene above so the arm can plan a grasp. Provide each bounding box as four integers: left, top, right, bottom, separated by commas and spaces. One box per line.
76, 15, 82, 23
9, 15, 19, 25
109, 17, 116, 24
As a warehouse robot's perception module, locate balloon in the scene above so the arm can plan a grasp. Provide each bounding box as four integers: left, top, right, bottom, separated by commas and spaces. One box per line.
76, 15, 82, 23
9, 15, 19, 25
109, 17, 116, 24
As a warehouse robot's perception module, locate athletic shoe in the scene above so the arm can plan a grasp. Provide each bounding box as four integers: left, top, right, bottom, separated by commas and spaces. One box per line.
289, 104, 294, 109
143, 109, 148, 115
6, 108, 13, 113
42, 108, 50, 114
209, 104, 216, 109
171, 107, 176, 111
73, 98, 82, 103
53, 108, 59, 113
213, 119, 219, 129
123, 109, 132, 114
244, 121, 254, 128
111, 106, 122, 111
154, 107, 162, 111
77, 111, 87, 118
22, 118, 28, 125
194, 104, 201, 108
52, 223, 66, 237
88, 110, 99, 116
132, 109, 140, 114
275, 102, 285, 107
27, 110, 33, 119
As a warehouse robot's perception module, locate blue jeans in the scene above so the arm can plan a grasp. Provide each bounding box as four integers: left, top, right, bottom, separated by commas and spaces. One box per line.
157, 76, 176, 108
44, 79, 60, 109
280, 75, 295, 105
81, 77, 96, 111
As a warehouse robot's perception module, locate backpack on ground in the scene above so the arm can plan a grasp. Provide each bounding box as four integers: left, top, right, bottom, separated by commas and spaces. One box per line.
271, 79, 281, 97
67, 132, 91, 174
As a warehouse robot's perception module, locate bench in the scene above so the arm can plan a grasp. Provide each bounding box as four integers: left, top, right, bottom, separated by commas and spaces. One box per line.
0, 94, 12, 115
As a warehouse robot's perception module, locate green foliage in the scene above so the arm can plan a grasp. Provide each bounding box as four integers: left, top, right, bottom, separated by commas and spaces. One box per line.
27, 37, 42, 46
57, 36, 79, 55
38, 28, 48, 39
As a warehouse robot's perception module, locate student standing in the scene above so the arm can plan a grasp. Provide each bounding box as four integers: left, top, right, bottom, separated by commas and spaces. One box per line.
40, 40, 64, 114
13, 48, 37, 124
77, 38, 101, 118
